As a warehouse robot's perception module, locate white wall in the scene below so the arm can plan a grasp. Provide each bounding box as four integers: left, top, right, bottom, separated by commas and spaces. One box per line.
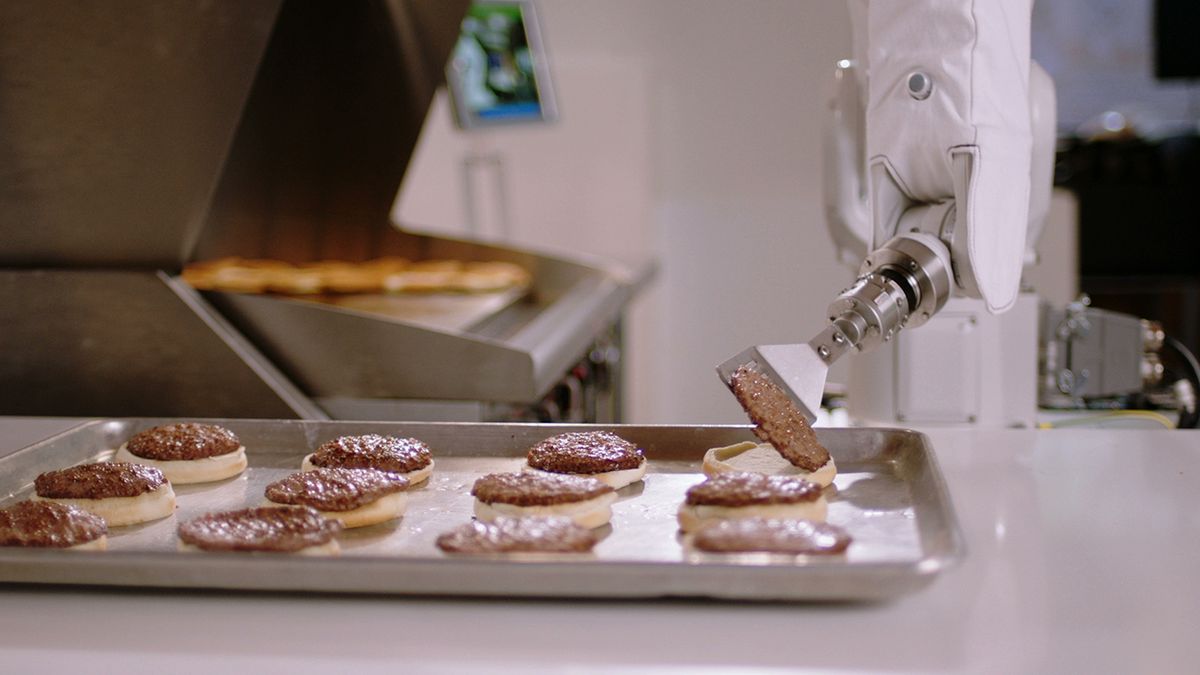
396, 1, 1082, 423
634, 2, 854, 424
398, 3, 1086, 424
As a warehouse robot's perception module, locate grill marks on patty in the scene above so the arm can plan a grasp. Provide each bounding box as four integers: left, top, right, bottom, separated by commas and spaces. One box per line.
526, 431, 645, 474
0, 500, 108, 548
436, 516, 598, 554
310, 435, 432, 474
684, 472, 822, 507
125, 424, 241, 461
266, 468, 408, 512
472, 472, 613, 507
177, 506, 340, 553
35, 462, 166, 499
692, 517, 852, 555
730, 365, 831, 472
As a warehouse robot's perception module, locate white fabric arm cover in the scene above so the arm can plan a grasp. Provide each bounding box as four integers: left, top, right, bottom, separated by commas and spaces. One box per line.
865, 0, 1033, 312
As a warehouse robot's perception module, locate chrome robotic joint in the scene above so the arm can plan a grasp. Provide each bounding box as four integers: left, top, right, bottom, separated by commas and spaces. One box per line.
717, 233, 953, 424
813, 232, 952, 363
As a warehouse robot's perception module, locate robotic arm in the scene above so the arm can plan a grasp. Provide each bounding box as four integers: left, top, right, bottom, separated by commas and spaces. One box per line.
719, 0, 1052, 421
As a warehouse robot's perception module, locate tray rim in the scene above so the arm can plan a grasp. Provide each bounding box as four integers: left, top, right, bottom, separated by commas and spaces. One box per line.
0, 418, 966, 602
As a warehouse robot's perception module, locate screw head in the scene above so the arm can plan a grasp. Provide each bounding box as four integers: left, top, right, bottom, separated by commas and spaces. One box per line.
907, 71, 933, 100
817, 345, 831, 359
1057, 369, 1075, 394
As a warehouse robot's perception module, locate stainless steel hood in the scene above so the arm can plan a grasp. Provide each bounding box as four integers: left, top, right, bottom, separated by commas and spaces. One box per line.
0, 0, 474, 418
195, 0, 470, 264
0, 0, 469, 269
0, 1, 281, 268
0, 0, 646, 421
179, 0, 643, 411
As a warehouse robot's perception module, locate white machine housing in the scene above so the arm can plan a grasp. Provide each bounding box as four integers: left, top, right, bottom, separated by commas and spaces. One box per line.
719, 0, 1055, 426
824, 0, 1057, 427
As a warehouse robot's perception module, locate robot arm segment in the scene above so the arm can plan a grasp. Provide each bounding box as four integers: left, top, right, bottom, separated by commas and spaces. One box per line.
867, 0, 1033, 311
719, 0, 1038, 422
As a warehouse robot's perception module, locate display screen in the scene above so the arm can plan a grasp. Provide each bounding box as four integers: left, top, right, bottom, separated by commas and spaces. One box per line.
446, 1, 556, 128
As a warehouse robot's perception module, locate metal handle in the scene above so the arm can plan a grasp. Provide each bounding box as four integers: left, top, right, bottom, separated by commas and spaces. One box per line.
812, 232, 952, 365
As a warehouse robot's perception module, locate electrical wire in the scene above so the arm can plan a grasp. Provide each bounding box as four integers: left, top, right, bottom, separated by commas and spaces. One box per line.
1165, 335, 1200, 429
1038, 410, 1177, 429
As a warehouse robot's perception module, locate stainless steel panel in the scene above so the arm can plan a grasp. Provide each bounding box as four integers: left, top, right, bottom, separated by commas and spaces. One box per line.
212, 290, 538, 401
0, 0, 468, 269
0, 420, 964, 602
306, 289, 528, 334
0, 0, 279, 268
195, 0, 470, 263
203, 232, 635, 403
0, 271, 321, 419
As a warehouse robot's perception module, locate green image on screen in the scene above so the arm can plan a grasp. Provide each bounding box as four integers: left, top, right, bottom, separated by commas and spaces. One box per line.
449, 1, 551, 126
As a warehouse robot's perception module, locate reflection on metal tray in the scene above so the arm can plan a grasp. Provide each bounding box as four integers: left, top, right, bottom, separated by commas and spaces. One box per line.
199, 232, 639, 405
295, 287, 529, 334
0, 420, 964, 602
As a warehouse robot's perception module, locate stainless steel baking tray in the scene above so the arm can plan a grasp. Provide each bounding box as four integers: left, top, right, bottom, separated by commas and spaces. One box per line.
0, 420, 964, 602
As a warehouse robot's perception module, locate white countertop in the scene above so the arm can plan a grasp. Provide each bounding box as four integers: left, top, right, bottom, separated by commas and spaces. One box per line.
1, 419, 1197, 674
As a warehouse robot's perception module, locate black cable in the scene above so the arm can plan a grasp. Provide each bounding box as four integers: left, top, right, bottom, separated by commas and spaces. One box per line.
1165, 335, 1200, 429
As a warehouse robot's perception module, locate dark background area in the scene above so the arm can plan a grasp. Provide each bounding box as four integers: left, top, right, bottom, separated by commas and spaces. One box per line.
1042, 0, 1200, 382
1155, 0, 1200, 80
1055, 134, 1200, 371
